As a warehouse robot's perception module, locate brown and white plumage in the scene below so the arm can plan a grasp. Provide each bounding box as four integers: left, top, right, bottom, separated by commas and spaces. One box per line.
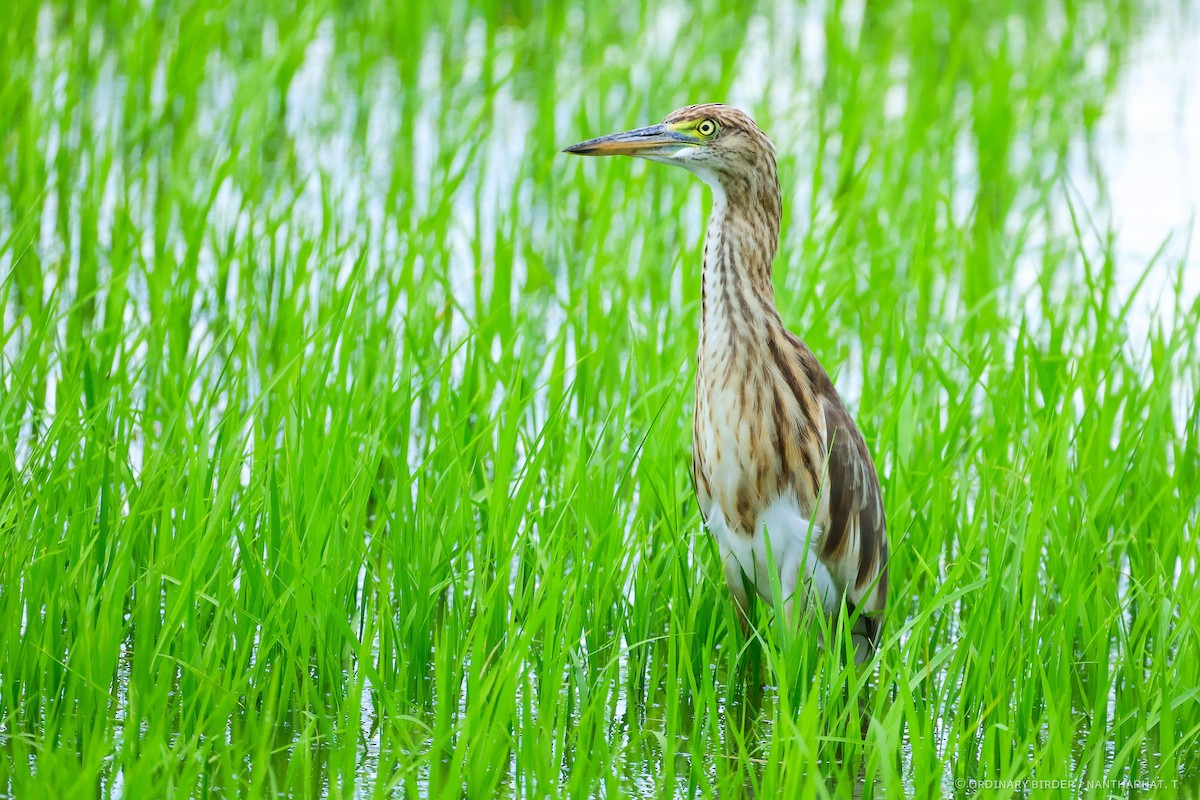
566, 103, 888, 660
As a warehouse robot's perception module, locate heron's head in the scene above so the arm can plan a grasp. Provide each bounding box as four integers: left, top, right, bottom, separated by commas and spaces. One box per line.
563, 103, 777, 200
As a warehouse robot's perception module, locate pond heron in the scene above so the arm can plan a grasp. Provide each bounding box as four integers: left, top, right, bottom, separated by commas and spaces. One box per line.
565, 104, 888, 662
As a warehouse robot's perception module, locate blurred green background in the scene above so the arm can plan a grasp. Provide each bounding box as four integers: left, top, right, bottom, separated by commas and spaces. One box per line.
2, 0, 1198, 796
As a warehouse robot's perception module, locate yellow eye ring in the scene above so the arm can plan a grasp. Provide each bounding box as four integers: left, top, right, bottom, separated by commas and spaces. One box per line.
697, 119, 718, 137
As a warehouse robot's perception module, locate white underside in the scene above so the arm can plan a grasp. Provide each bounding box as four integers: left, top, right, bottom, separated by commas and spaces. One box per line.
705, 501, 878, 662
707, 495, 874, 661
707, 495, 837, 615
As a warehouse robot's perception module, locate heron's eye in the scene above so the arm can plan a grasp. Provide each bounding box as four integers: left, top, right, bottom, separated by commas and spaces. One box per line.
696, 119, 718, 137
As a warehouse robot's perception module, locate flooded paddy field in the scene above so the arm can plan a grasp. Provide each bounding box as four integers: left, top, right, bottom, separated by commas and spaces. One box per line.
1, 0, 1198, 796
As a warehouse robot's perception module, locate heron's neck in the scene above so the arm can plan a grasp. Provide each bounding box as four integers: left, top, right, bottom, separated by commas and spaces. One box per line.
699, 172, 783, 360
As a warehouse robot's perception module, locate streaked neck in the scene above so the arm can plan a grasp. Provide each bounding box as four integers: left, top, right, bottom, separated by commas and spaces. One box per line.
698, 169, 784, 357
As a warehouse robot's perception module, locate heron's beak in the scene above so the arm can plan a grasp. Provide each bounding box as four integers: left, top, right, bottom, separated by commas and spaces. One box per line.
563, 123, 696, 158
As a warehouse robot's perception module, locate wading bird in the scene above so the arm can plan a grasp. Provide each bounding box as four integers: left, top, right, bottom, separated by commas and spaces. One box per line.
565, 104, 887, 662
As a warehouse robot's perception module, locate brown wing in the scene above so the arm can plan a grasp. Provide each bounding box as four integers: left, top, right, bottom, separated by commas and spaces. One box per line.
766, 328, 890, 648
779, 331, 889, 605
777, 321, 892, 647
819, 397, 888, 644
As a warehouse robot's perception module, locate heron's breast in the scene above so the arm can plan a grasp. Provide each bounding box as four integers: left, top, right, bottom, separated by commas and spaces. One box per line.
693, 376, 781, 535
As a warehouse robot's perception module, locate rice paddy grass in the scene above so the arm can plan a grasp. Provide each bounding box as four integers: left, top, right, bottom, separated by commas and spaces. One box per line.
2, 0, 1199, 796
